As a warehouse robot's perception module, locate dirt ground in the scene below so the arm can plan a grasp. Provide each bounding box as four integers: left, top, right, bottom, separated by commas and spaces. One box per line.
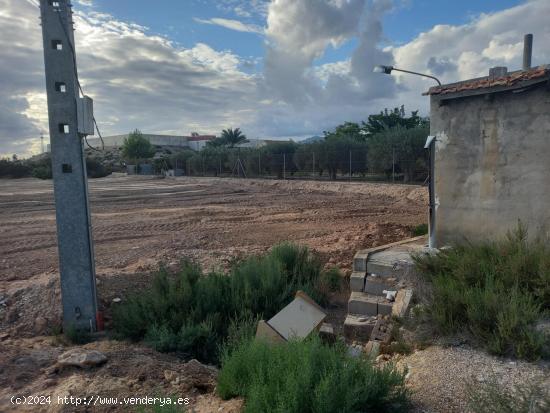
3, 175, 546, 412
0, 175, 427, 336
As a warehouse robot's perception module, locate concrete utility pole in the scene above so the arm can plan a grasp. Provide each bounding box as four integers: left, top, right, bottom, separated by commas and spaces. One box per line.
39, 0, 98, 331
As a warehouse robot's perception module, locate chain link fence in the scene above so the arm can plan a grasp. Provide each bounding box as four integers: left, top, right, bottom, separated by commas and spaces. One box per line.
164, 148, 429, 184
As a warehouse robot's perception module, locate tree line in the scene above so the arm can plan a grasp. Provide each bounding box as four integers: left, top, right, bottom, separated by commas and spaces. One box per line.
1, 106, 429, 183
129, 106, 430, 182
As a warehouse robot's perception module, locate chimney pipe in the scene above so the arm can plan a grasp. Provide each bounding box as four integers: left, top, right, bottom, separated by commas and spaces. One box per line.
523, 34, 533, 70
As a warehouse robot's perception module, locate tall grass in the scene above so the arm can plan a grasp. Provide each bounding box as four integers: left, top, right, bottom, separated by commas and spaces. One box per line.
414, 225, 550, 360
217, 336, 409, 413
113, 243, 339, 364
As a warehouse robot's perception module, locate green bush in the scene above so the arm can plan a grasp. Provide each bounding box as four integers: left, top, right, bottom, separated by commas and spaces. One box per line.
414, 225, 550, 360
411, 223, 428, 236
114, 244, 333, 364
64, 325, 92, 344
86, 157, 111, 178
32, 164, 52, 179
0, 158, 31, 178
217, 336, 409, 413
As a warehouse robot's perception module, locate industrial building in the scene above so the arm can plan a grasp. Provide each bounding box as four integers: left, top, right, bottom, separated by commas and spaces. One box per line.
86, 133, 216, 150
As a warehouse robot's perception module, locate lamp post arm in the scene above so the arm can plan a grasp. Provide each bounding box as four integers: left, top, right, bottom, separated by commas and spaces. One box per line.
391, 67, 442, 86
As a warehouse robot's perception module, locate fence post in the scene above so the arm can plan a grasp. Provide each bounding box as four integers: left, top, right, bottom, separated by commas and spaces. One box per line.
392, 148, 395, 183
312, 152, 315, 177
349, 150, 352, 182
283, 153, 286, 180
258, 152, 261, 177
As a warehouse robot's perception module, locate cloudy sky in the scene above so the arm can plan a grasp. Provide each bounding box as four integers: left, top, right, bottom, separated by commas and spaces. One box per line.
1, 0, 549, 157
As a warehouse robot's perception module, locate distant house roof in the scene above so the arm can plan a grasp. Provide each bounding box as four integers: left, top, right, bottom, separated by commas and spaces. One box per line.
424, 66, 549, 98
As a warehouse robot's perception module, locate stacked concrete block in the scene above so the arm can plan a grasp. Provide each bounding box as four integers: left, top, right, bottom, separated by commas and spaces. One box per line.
392, 289, 413, 318
350, 272, 366, 292
344, 314, 377, 341
346, 243, 418, 344
371, 318, 392, 344
348, 292, 378, 316
353, 251, 369, 273
364, 275, 397, 295
377, 299, 394, 316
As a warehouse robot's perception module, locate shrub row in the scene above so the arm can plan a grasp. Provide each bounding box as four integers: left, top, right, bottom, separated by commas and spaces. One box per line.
217, 336, 409, 413
0, 156, 111, 179
113, 243, 341, 364
414, 225, 550, 360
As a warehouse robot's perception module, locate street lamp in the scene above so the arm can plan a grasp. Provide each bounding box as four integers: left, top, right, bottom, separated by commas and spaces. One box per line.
373, 64, 441, 249
373, 65, 442, 86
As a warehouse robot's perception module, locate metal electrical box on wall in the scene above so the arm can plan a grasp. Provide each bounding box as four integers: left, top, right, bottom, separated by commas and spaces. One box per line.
77, 96, 94, 136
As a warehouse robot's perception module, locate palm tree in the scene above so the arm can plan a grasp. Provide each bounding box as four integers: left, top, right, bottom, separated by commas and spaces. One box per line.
221, 128, 248, 148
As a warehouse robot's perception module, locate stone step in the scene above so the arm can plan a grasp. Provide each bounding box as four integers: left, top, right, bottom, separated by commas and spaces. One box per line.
353, 251, 369, 273
350, 271, 366, 292
348, 292, 394, 317
364, 275, 398, 295
343, 314, 377, 341
366, 248, 416, 278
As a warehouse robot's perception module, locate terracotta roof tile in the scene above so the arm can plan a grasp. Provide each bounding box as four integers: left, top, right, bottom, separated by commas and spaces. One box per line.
425, 66, 549, 96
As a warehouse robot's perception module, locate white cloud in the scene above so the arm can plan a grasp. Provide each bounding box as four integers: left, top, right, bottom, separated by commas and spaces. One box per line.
215, 0, 270, 18
2, 0, 550, 156
194, 17, 264, 34
391, 0, 550, 91
0, 0, 259, 156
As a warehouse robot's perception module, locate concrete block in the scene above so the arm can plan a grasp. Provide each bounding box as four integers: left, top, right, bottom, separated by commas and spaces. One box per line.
350, 271, 366, 292
364, 275, 391, 295
256, 320, 286, 344
365, 340, 380, 358
392, 289, 413, 318
344, 314, 376, 341
377, 299, 394, 316
319, 323, 336, 344
348, 292, 378, 316
353, 251, 369, 272
268, 291, 326, 340
367, 249, 415, 278
370, 319, 392, 344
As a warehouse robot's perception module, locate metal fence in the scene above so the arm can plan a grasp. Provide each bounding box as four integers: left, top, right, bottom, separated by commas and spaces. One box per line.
166, 148, 429, 184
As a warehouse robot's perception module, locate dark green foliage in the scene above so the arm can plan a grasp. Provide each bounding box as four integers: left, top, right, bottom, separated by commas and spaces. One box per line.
207, 128, 248, 148
260, 141, 299, 178
467, 378, 550, 413
414, 225, 550, 360
122, 129, 155, 161
0, 157, 31, 178
86, 157, 111, 178
32, 164, 52, 179
367, 125, 430, 182
217, 336, 409, 413
64, 325, 92, 344
323, 121, 365, 142
113, 244, 332, 364
412, 223, 428, 236
362, 105, 429, 135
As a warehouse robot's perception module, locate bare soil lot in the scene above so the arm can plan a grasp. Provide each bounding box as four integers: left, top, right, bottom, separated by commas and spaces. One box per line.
0, 175, 427, 336
0, 176, 427, 412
